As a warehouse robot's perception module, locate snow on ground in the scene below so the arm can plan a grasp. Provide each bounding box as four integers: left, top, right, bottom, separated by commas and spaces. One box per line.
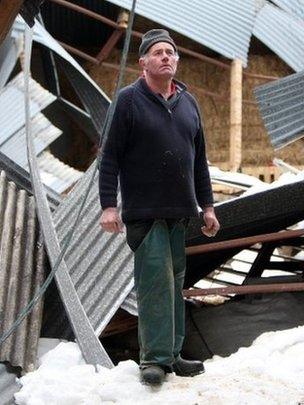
15, 326, 304, 405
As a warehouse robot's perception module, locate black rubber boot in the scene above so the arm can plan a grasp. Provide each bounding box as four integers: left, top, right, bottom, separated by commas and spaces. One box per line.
140, 365, 166, 386
172, 357, 205, 377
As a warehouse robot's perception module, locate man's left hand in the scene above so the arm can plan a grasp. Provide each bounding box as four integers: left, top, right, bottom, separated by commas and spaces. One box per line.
201, 206, 220, 237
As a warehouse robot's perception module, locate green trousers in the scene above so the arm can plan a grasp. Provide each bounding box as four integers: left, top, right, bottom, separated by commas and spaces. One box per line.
127, 219, 187, 367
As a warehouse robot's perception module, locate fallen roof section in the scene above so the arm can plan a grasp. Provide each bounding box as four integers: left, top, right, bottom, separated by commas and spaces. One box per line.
12, 17, 110, 140
184, 179, 304, 288
253, 3, 304, 72
52, 163, 134, 337
106, 0, 255, 66
0, 170, 45, 372
0, 72, 61, 167
254, 69, 304, 149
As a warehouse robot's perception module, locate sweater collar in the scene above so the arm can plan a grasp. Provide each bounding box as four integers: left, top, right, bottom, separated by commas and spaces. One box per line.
135, 77, 187, 101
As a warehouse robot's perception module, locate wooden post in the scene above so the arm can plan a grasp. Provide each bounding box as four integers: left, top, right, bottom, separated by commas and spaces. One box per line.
0, 0, 23, 46
229, 59, 243, 172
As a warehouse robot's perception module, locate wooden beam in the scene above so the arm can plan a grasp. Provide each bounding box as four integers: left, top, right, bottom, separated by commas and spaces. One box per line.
185, 229, 304, 256
96, 10, 129, 62
0, 0, 23, 46
183, 282, 304, 297
229, 59, 243, 172
96, 30, 123, 62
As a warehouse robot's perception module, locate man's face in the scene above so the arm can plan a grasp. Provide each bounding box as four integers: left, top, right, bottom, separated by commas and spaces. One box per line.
139, 42, 178, 79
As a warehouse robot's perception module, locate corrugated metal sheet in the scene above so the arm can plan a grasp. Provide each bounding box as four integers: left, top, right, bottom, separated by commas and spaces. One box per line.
272, 0, 304, 19
0, 72, 60, 164
12, 17, 111, 139
106, 0, 255, 66
0, 171, 45, 372
37, 151, 83, 193
0, 363, 20, 405
254, 70, 304, 149
253, 3, 304, 72
1, 113, 62, 168
51, 163, 134, 336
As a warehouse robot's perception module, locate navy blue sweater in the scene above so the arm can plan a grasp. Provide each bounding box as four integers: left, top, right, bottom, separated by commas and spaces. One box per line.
99, 78, 213, 222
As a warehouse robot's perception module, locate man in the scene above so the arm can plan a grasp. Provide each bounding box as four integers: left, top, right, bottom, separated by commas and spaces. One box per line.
99, 29, 220, 386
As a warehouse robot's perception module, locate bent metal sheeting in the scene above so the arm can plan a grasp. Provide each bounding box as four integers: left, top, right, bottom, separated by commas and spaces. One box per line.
106, 0, 255, 66
253, 3, 304, 72
272, 0, 304, 19
254, 70, 304, 149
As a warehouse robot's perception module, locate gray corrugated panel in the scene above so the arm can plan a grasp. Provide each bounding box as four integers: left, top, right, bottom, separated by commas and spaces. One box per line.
0, 34, 21, 91
52, 163, 134, 336
254, 70, 304, 149
121, 290, 137, 316
272, 0, 304, 19
36, 151, 83, 193
12, 18, 110, 140
0, 171, 45, 372
1, 113, 62, 168
0, 72, 58, 147
106, 0, 255, 66
0, 363, 20, 405
253, 3, 304, 72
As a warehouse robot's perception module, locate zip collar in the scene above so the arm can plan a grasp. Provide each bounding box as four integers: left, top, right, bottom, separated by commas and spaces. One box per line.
134, 77, 187, 109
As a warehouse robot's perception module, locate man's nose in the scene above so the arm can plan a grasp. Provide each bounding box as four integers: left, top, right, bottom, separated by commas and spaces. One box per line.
162, 54, 169, 61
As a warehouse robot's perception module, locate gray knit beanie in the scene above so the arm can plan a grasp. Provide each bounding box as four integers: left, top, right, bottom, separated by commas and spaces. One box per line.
139, 29, 177, 57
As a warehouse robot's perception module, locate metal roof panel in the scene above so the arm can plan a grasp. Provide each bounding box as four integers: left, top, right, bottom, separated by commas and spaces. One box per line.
105, 0, 255, 66
253, 3, 304, 72
254, 70, 304, 149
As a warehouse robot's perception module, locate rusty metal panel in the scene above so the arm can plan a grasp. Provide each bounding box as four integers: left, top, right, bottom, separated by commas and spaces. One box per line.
105, 0, 255, 66
0, 171, 45, 372
254, 70, 304, 149
253, 3, 304, 72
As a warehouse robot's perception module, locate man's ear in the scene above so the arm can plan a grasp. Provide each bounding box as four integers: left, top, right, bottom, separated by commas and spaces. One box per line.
139, 57, 146, 70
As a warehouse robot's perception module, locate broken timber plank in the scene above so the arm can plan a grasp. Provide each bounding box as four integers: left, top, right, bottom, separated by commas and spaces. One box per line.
183, 282, 304, 297
186, 229, 304, 256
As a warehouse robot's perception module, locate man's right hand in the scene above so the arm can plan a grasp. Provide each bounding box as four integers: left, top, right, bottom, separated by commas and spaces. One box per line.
100, 207, 124, 233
